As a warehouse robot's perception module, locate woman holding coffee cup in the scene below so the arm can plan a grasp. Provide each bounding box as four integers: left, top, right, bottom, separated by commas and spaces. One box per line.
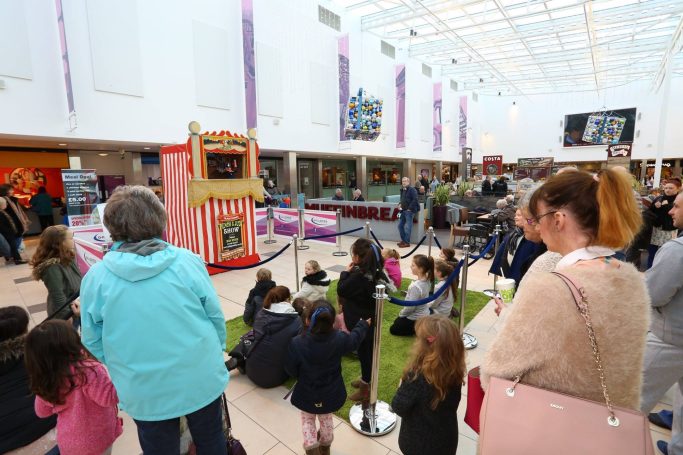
481, 169, 650, 414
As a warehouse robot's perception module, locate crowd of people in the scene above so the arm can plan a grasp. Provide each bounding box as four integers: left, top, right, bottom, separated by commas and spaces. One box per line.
0, 167, 682, 455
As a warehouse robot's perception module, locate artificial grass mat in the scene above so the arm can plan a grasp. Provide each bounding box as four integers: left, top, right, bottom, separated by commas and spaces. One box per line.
225, 278, 489, 421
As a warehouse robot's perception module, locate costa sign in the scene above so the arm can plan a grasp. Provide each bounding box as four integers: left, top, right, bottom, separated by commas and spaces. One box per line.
483, 155, 503, 176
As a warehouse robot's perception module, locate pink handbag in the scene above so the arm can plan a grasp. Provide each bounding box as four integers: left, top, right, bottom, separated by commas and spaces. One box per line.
479, 272, 655, 455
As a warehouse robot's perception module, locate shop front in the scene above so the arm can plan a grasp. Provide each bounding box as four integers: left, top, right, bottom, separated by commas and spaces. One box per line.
322, 159, 355, 200
367, 160, 401, 201
632, 159, 679, 182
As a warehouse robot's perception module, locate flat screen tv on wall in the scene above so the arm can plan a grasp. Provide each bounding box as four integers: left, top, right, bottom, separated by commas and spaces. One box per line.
563, 108, 637, 147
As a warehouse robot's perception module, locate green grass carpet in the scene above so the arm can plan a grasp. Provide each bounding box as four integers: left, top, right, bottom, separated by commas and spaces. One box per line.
225, 278, 489, 421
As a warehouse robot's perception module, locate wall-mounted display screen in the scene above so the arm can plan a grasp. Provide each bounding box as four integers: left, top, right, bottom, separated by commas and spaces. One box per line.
563, 108, 636, 147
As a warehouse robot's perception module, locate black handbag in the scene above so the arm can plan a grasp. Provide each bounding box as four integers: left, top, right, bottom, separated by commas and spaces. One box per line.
221, 393, 247, 455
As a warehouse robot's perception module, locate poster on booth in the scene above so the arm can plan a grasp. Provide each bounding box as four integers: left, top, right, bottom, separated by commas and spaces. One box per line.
217, 213, 246, 261
61, 169, 100, 227
303, 211, 336, 244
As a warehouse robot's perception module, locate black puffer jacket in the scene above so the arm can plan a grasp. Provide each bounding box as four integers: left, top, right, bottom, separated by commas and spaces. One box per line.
337, 268, 377, 320
246, 303, 302, 388
243, 279, 276, 325
286, 320, 369, 414
0, 336, 56, 453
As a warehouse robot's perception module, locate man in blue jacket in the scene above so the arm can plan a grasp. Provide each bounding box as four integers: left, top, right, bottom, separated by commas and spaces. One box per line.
397, 177, 419, 248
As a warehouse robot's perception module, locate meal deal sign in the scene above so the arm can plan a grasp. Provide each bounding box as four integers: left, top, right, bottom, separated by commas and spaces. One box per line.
61, 169, 99, 227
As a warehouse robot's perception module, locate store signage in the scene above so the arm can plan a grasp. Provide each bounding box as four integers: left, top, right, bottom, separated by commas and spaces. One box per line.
61, 169, 99, 227
304, 203, 417, 223
517, 157, 554, 167
217, 213, 245, 261
606, 144, 632, 157
483, 155, 503, 176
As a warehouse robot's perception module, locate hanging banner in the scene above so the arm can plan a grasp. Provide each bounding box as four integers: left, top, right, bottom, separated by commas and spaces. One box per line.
483, 155, 503, 176
606, 143, 632, 169
61, 169, 99, 227
241, 0, 257, 129
55, 0, 75, 117
338, 34, 350, 141
433, 82, 442, 152
395, 65, 406, 148
459, 96, 467, 150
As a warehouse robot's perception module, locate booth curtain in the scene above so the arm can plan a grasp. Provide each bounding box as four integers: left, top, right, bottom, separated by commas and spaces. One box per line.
187, 178, 265, 207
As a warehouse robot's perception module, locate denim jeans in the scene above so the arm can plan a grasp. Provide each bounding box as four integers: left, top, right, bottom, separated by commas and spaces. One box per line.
0, 233, 9, 259
397, 210, 414, 244
134, 396, 226, 455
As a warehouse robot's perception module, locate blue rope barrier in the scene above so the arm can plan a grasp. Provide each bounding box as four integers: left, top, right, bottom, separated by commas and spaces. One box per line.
389, 259, 465, 306
467, 236, 497, 266
370, 229, 384, 250
433, 235, 443, 250
303, 226, 364, 241
207, 241, 292, 270
400, 235, 428, 259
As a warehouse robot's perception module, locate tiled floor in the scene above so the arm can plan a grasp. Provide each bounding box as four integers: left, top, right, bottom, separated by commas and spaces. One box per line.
1, 233, 672, 454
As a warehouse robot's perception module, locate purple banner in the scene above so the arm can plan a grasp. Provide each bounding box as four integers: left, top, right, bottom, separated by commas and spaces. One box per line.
459, 95, 468, 149
338, 35, 349, 141
241, 0, 257, 129
433, 82, 442, 152
273, 208, 299, 237
395, 65, 406, 148
254, 208, 267, 236
55, 0, 74, 115
304, 211, 336, 244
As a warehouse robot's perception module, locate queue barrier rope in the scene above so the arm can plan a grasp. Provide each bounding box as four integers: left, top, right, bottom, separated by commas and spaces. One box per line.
400, 235, 428, 259
467, 236, 497, 267
388, 259, 465, 307
302, 226, 364, 241
433, 235, 443, 250
370, 229, 384, 250
206, 241, 292, 270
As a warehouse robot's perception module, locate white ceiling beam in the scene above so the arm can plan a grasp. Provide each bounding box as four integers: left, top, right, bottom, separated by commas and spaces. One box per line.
652, 13, 683, 91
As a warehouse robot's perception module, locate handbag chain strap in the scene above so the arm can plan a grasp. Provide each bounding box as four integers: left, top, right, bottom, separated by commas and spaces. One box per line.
551, 271, 619, 427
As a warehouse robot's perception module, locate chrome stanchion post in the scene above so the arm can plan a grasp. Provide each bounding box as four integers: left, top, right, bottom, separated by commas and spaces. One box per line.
365, 221, 370, 240
332, 209, 348, 257
264, 206, 276, 244
427, 226, 434, 257
293, 235, 300, 292
297, 208, 309, 250
492, 224, 501, 289
459, 245, 478, 350
350, 284, 397, 436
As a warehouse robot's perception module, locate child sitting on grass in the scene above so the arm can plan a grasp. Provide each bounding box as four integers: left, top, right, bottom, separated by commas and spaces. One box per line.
390, 254, 433, 336
382, 248, 402, 289
292, 260, 330, 302
243, 268, 276, 326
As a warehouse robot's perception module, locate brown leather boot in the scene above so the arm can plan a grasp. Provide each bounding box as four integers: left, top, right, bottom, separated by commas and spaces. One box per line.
319, 443, 331, 455
348, 380, 369, 402
350, 377, 363, 388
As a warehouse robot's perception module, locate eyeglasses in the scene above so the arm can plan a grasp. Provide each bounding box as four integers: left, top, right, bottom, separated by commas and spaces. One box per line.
526, 210, 558, 226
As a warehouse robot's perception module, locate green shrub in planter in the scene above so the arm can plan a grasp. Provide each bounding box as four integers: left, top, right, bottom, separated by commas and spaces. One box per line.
433, 184, 451, 206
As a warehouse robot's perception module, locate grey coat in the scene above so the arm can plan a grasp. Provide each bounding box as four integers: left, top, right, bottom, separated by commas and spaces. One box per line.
646, 234, 683, 347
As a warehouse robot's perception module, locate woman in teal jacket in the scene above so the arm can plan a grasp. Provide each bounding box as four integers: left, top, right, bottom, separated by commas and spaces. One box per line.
81, 186, 228, 455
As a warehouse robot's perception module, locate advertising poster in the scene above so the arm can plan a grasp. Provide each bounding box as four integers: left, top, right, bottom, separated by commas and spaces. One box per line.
303, 210, 336, 244
241, 0, 257, 129
483, 155, 503, 176
273, 208, 299, 237
71, 225, 109, 275
459, 96, 468, 149
61, 169, 99, 227
217, 213, 246, 261
338, 34, 350, 141
254, 208, 268, 236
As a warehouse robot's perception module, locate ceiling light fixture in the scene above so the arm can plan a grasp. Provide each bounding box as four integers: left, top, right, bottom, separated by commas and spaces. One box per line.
58, 143, 67, 146
498, 91, 501, 96
479, 78, 484, 83
143, 147, 151, 150
513, 101, 516, 105
98, 153, 109, 157
452, 58, 457, 64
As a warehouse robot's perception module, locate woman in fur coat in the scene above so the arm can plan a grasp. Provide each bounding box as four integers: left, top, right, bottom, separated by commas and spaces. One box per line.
482, 169, 650, 414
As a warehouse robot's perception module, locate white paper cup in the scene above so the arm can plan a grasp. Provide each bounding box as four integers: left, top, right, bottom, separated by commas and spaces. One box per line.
495, 278, 516, 304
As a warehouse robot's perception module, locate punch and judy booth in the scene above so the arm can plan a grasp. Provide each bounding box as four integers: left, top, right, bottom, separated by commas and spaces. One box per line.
161, 123, 264, 272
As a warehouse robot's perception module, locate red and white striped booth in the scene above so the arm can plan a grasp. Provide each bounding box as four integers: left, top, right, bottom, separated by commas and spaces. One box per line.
161, 128, 264, 273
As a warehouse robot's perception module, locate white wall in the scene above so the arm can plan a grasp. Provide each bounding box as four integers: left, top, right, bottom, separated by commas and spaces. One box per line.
469, 78, 683, 163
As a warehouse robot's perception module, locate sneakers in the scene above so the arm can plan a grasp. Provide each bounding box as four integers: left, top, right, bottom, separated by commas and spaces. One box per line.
648, 410, 673, 430
657, 440, 668, 455
13, 259, 28, 265
397, 241, 410, 248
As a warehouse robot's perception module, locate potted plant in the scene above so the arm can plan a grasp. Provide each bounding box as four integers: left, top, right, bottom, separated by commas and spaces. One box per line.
432, 184, 451, 229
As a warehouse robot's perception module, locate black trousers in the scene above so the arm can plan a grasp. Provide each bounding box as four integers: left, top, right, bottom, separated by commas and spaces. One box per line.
390, 317, 416, 336
344, 308, 375, 383
39, 215, 54, 231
